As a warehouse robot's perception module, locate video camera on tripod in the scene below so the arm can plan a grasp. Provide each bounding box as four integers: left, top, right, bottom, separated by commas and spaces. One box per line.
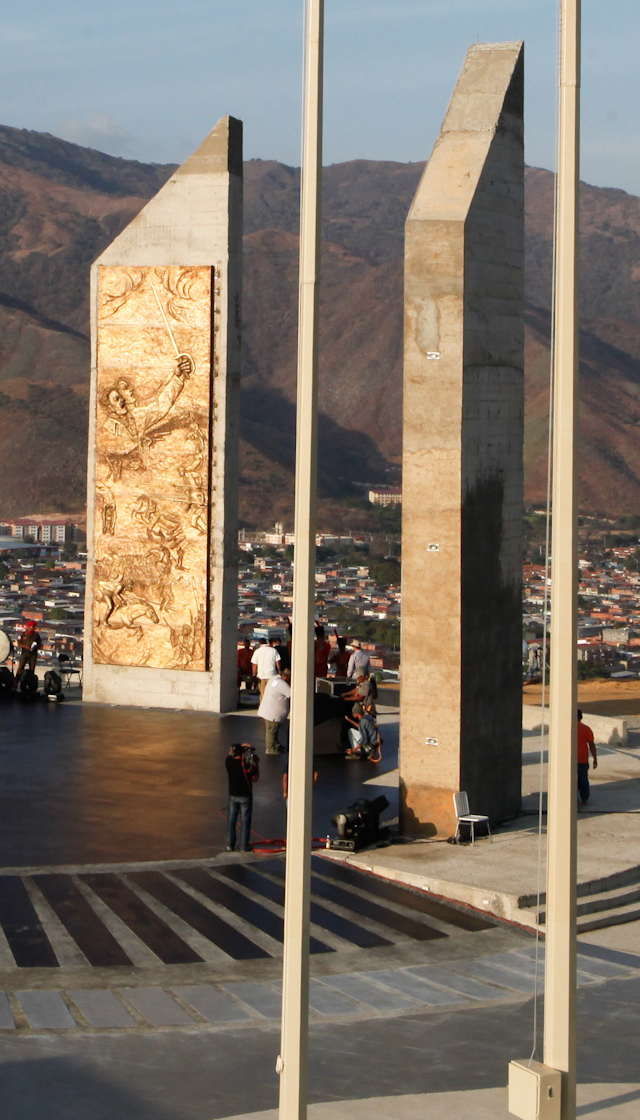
329, 794, 389, 852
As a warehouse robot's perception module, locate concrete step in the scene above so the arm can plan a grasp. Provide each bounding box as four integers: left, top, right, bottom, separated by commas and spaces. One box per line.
576, 865, 640, 900
535, 883, 640, 925
577, 883, 640, 918
518, 863, 640, 931
518, 863, 640, 911
577, 900, 640, 933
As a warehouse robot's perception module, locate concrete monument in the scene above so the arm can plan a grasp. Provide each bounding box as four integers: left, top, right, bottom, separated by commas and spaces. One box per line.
83, 116, 242, 712
401, 43, 524, 835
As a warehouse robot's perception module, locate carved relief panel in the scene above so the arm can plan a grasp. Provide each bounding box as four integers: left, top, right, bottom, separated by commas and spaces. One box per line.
92, 265, 215, 671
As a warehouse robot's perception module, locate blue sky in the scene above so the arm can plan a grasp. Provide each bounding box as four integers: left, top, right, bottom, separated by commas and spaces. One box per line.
1, 1, 638, 194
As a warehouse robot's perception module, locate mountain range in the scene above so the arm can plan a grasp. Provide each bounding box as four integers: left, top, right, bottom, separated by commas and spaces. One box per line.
1, 123, 640, 525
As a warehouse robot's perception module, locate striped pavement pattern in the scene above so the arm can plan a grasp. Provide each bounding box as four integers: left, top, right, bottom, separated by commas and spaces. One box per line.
0, 944, 636, 1032
0, 855, 494, 971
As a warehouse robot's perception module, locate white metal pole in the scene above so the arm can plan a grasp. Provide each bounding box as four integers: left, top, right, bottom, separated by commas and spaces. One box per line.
277, 3, 324, 1119
544, 2, 580, 1118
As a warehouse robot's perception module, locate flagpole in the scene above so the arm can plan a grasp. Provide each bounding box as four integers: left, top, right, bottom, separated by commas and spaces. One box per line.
277, 2, 324, 1119
544, 1, 580, 1117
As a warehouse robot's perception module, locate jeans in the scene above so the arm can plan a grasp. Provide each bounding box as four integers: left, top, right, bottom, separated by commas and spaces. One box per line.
227, 795, 252, 850
348, 727, 363, 751
577, 762, 590, 804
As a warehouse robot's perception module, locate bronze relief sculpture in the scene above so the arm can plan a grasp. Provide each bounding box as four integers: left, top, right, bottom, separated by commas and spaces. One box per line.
93, 265, 215, 671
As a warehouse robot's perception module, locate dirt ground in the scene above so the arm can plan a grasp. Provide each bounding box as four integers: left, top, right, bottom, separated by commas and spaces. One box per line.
523, 677, 640, 716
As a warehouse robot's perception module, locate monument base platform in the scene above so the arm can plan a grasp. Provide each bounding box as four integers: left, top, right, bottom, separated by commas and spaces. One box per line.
83, 662, 235, 713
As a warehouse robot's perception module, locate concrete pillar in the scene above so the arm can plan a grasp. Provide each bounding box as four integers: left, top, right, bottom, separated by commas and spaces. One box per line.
83, 116, 242, 713
400, 44, 524, 836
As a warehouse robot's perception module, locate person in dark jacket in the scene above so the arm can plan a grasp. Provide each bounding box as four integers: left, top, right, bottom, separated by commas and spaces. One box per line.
225, 742, 260, 851
15, 621, 41, 688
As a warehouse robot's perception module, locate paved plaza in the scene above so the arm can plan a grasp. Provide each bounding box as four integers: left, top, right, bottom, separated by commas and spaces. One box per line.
0, 693, 638, 1118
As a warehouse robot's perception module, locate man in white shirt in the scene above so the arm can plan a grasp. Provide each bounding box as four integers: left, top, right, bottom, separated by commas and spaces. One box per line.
346, 639, 370, 680
251, 638, 281, 698
258, 669, 291, 754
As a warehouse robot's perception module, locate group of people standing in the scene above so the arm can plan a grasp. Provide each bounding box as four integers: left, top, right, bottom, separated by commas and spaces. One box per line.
225, 628, 384, 850
236, 628, 382, 759
237, 634, 289, 694
237, 626, 374, 691
312, 625, 372, 682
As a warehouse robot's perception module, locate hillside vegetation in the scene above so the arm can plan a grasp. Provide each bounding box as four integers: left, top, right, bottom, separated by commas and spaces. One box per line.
1, 124, 640, 522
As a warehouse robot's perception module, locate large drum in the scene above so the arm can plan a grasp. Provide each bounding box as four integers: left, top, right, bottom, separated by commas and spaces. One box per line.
0, 631, 11, 664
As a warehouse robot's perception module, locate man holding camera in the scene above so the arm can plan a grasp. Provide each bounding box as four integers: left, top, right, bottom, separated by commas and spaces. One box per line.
225, 743, 260, 852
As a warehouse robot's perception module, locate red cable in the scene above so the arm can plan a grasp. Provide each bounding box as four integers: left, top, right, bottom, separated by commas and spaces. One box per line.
219, 808, 326, 853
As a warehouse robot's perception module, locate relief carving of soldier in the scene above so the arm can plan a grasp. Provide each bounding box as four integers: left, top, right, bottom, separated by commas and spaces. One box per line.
99, 354, 193, 455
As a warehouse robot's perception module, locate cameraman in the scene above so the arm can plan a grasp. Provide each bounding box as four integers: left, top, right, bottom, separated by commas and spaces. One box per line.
225, 742, 260, 852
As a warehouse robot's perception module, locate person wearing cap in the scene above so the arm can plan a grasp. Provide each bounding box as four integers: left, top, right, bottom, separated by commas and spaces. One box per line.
346, 640, 370, 680
344, 702, 382, 759
342, 672, 376, 713
15, 621, 41, 687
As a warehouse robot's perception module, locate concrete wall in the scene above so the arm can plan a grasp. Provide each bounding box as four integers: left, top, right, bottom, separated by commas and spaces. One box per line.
83, 116, 242, 713
523, 705, 628, 747
400, 43, 524, 836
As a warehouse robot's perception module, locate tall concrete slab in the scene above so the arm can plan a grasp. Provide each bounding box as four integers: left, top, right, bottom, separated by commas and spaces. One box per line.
83, 116, 242, 712
401, 44, 524, 836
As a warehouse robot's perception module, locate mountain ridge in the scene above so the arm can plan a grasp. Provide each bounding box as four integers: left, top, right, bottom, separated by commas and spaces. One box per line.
1, 123, 640, 523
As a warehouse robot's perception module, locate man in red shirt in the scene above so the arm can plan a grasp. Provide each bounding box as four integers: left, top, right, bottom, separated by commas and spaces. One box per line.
237, 640, 254, 689
313, 624, 331, 680
577, 709, 598, 807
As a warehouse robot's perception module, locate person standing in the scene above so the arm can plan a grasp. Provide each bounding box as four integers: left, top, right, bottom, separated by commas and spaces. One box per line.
282, 760, 318, 802
225, 742, 259, 852
346, 639, 370, 680
273, 639, 290, 672
237, 640, 255, 690
577, 709, 597, 807
15, 620, 41, 688
329, 632, 350, 678
258, 668, 291, 754
251, 637, 281, 698
313, 624, 331, 680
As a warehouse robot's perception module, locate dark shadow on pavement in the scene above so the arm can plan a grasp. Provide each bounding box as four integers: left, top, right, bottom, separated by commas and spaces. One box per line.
577, 1087, 640, 1115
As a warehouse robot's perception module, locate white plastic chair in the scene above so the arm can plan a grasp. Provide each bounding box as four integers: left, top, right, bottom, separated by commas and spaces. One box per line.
453, 791, 490, 846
